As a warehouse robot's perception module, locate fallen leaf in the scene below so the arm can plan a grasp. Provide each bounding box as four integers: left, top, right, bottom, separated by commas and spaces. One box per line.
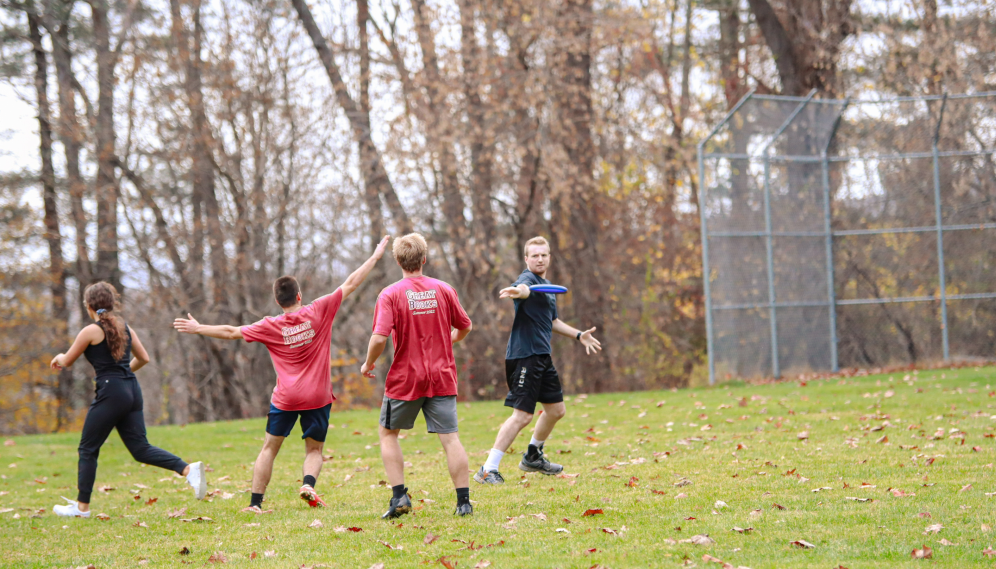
179, 547, 191, 555
714, 500, 728, 509
891, 489, 914, 497
790, 540, 816, 549
377, 540, 400, 550
308, 519, 323, 529
145, 497, 157, 506
207, 551, 227, 563
264, 551, 276, 558
3, 439, 13, 446
938, 538, 958, 546
924, 524, 944, 535
911, 545, 933, 559
960, 484, 973, 493
689, 534, 715, 545
602, 528, 617, 535
797, 431, 809, 440
166, 508, 187, 519
244, 522, 260, 527
133, 521, 149, 528
845, 497, 873, 502
347, 527, 363, 532
531, 513, 547, 521
772, 503, 786, 510
424, 533, 439, 545
555, 528, 570, 533
731, 526, 753, 533
474, 562, 491, 569
675, 493, 688, 499
178, 517, 213, 523
984, 546, 996, 557
96, 513, 110, 520
917, 513, 931, 519
585, 548, 598, 555
250, 552, 257, 560
582, 509, 604, 517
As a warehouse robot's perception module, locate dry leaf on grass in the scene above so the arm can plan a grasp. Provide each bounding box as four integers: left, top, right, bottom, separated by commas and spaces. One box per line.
689, 534, 715, 545
938, 538, 958, 546
133, 521, 148, 528
911, 545, 933, 559
960, 484, 973, 493
207, 552, 227, 563
424, 533, 439, 545
582, 509, 603, 517
474, 562, 491, 569
790, 540, 816, 549
178, 547, 191, 555
731, 526, 753, 534
845, 497, 873, 502
531, 513, 547, 521
368, 564, 384, 569
924, 524, 944, 535
179, 517, 213, 523
166, 508, 186, 519
95, 513, 110, 520
264, 551, 276, 558
308, 519, 323, 529
983, 546, 996, 557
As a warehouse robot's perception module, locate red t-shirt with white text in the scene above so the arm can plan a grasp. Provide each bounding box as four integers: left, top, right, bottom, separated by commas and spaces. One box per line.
241, 288, 343, 411
373, 276, 472, 401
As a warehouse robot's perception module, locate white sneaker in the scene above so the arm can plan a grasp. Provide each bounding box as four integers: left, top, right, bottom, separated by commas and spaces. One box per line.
186, 461, 206, 500
53, 497, 90, 518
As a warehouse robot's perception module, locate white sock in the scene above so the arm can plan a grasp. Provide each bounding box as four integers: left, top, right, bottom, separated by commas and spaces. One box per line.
483, 448, 504, 472
530, 436, 545, 448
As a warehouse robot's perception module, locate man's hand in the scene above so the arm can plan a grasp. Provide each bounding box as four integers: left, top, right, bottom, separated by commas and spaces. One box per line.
372, 235, 390, 259
50, 353, 65, 370
173, 313, 201, 335
580, 327, 602, 355
360, 361, 376, 379
499, 284, 530, 300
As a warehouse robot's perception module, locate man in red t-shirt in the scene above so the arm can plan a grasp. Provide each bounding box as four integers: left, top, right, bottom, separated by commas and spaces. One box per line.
361, 233, 474, 519
174, 236, 390, 513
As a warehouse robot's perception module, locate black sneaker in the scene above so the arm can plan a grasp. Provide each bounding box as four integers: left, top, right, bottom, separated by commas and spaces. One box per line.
473, 467, 505, 485
381, 492, 412, 519
519, 446, 563, 475
454, 502, 473, 516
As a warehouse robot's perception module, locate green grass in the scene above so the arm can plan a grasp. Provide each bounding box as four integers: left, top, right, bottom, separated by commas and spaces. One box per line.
4, 368, 996, 568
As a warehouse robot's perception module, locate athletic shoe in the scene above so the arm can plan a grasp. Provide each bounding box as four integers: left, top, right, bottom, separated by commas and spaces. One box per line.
240, 505, 273, 514
454, 502, 473, 516
53, 497, 90, 518
186, 461, 206, 500
381, 490, 412, 520
473, 467, 505, 485
519, 447, 563, 475
299, 485, 326, 508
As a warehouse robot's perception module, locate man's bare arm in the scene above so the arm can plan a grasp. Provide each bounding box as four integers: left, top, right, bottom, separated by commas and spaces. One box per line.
340, 236, 391, 299
552, 319, 601, 355
173, 314, 244, 341
361, 334, 390, 378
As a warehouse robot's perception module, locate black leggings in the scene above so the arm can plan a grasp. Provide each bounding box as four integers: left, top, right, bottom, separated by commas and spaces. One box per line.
77, 377, 188, 503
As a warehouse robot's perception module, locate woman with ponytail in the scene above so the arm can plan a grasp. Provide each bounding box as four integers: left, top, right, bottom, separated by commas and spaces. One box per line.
49, 282, 206, 518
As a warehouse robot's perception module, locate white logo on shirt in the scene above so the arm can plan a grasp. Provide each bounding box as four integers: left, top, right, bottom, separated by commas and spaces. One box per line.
282, 320, 315, 347
406, 289, 438, 312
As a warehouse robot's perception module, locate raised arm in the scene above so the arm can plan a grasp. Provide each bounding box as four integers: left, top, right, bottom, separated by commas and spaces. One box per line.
552, 319, 602, 355
360, 334, 390, 378
340, 235, 391, 299
50, 324, 102, 370
498, 283, 530, 300
173, 313, 244, 341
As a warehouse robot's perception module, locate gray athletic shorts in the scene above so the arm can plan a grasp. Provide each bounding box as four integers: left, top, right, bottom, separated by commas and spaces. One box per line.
379, 395, 458, 434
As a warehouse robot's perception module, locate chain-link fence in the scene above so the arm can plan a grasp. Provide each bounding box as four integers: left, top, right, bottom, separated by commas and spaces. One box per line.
698, 90, 996, 383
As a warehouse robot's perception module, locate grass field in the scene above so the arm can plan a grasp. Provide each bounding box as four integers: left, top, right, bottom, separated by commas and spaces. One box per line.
4, 367, 996, 568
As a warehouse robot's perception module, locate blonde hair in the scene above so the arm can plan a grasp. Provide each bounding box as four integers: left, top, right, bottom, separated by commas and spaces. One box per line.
393, 233, 428, 272
523, 236, 550, 257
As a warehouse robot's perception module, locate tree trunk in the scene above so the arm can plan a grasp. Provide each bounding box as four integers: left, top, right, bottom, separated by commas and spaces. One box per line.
90, 0, 120, 290
553, 0, 611, 392
291, 0, 412, 234
27, 6, 73, 429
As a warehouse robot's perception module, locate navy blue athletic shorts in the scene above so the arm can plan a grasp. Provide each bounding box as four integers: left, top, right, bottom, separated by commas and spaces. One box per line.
265, 403, 332, 442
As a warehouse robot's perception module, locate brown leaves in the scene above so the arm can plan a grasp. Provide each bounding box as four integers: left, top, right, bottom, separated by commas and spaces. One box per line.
582, 509, 603, 517
924, 524, 944, 535
207, 552, 227, 563
95, 513, 111, 520
731, 526, 753, 534
133, 521, 149, 528
144, 497, 157, 506
179, 517, 214, 523
911, 545, 933, 559
166, 508, 186, 519
983, 546, 996, 557
178, 547, 191, 555
890, 488, 914, 497
626, 477, 639, 488
424, 533, 439, 545
308, 519, 323, 529
937, 538, 958, 546
687, 534, 715, 545
790, 540, 816, 549
959, 484, 973, 493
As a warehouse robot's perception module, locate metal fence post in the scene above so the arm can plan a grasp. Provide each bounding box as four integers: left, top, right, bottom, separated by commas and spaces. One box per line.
933, 94, 950, 360
821, 100, 849, 372
697, 89, 756, 385
762, 90, 817, 379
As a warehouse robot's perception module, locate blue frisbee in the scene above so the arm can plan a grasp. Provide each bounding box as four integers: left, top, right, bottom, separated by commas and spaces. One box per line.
530, 284, 568, 294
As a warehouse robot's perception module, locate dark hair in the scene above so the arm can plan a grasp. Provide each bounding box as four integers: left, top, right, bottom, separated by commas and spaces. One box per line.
84, 282, 127, 362
273, 276, 301, 308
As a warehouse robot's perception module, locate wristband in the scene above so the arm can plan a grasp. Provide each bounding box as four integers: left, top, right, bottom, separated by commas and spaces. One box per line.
576, 332, 582, 341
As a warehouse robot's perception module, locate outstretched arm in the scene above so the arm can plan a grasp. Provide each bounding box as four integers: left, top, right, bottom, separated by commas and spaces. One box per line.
173, 313, 244, 341
498, 283, 530, 300
340, 235, 391, 299
360, 334, 390, 378
552, 319, 602, 355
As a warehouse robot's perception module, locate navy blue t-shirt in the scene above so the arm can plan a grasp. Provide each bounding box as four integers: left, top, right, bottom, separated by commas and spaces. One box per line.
505, 270, 559, 360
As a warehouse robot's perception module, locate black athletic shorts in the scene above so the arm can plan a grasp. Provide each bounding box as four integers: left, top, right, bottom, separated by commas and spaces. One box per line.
504, 354, 564, 414
266, 403, 331, 442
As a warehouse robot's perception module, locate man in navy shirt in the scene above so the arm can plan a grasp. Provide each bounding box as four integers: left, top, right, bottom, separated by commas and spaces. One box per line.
474, 236, 602, 483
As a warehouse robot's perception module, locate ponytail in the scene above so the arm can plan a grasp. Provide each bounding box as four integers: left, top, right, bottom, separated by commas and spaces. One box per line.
84, 282, 127, 362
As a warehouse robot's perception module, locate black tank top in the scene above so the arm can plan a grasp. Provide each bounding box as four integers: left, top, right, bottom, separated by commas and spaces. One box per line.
83, 323, 136, 380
